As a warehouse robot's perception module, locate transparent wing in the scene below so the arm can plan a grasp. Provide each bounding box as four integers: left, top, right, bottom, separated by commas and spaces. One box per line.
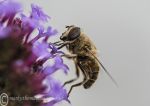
85, 47, 118, 87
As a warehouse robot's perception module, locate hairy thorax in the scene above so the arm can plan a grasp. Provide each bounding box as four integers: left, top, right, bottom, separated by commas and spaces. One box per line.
68, 33, 97, 56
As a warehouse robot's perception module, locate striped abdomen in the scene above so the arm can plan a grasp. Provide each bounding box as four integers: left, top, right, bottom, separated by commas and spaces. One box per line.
78, 55, 100, 89
83, 70, 99, 89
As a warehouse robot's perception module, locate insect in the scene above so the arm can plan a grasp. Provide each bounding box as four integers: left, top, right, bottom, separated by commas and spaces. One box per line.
54, 25, 117, 96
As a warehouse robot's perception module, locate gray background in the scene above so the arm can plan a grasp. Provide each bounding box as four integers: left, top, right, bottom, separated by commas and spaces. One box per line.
21, 0, 150, 106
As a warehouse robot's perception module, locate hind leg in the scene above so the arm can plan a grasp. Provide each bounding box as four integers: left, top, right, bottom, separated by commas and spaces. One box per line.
62, 54, 78, 86
63, 64, 80, 86
68, 63, 89, 96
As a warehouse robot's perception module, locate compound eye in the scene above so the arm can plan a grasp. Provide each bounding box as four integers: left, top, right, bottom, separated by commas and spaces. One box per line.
68, 27, 80, 41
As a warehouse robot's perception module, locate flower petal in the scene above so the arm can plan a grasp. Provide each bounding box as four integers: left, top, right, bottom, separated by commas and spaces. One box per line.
0, 0, 22, 17
32, 41, 51, 59
31, 4, 50, 22
43, 76, 69, 102
43, 56, 69, 75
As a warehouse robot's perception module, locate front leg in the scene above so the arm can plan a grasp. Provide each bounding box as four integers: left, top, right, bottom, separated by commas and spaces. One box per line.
53, 41, 62, 45
61, 53, 77, 59
57, 41, 70, 49
67, 63, 89, 97
54, 40, 75, 49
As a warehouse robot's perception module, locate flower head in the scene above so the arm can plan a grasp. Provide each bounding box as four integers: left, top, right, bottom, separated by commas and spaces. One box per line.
0, 0, 69, 106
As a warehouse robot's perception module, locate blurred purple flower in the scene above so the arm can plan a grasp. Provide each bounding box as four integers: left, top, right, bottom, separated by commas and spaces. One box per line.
42, 76, 70, 106
21, 13, 39, 30
45, 26, 58, 36
34, 26, 58, 42
31, 4, 50, 22
0, 0, 22, 24
0, 0, 22, 15
32, 41, 51, 59
43, 56, 69, 75
0, 0, 69, 106
0, 24, 10, 38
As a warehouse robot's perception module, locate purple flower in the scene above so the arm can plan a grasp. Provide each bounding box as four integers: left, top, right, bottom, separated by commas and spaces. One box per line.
21, 13, 40, 30
0, 24, 10, 38
49, 43, 64, 54
45, 26, 58, 36
0, 0, 22, 24
34, 26, 58, 42
0, 0, 22, 15
0, 0, 70, 106
31, 4, 50, 22
42, 76, 70, 106
32, 41, 51, 59
43, 56, 69, 75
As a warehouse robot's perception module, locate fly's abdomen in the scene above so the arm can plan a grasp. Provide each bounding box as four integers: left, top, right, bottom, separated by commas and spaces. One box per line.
83, 71, 99, 89
77, 53, 100, 89
83, 60, 100, 89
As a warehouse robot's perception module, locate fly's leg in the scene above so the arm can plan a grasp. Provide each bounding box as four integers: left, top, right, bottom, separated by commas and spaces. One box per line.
63, 54, 78, 86
61, 53, 77, 59
68, 63, 89, 97
63, 63, 79, 86
54, 41, 74, 49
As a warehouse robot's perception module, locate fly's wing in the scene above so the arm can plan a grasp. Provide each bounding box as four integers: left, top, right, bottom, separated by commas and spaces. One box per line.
84, 47, 118, 87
